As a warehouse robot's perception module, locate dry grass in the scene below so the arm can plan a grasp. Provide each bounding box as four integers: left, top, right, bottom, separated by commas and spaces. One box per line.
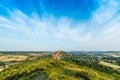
0, 66, 4, 71
0, 55, 28, 62
111, 54, 120, 57
100, 61, 120, 68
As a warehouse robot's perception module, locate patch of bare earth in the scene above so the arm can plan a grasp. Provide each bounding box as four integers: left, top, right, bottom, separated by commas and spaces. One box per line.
52, 50, 63, 60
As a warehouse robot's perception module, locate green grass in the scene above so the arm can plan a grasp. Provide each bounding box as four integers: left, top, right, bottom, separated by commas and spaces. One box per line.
0, 58, 120, 80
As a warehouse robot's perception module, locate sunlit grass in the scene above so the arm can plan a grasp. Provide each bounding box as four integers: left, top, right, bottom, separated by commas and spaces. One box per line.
100, 61, 120, 68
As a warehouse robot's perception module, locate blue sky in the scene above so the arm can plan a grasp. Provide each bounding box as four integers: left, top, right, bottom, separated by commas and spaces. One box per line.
0, 0, 120, 51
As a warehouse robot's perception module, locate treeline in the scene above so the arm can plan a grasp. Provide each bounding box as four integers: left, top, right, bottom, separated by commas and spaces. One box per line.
102, 56, 120, 66
62, 54, 120, 74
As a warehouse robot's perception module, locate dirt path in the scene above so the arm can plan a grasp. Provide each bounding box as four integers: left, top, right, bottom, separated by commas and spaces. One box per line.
52, 50, 63, 60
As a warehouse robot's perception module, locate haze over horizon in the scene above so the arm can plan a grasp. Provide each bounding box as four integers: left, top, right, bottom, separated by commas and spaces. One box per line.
0, 0, 120, 51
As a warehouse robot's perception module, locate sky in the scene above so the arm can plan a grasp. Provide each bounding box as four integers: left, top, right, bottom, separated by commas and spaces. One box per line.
0, 0, 120, 51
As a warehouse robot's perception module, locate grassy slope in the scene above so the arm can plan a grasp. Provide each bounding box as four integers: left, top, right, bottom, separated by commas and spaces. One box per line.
0, 58, 120, 80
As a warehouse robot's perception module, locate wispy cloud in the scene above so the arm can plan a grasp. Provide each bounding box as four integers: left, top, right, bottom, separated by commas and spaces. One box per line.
0, 0, 120, 50
0, 10, 88, 42
91, 0, 120, 38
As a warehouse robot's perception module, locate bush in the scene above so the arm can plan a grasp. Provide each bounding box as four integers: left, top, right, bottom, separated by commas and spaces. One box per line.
75, 71, 90, 80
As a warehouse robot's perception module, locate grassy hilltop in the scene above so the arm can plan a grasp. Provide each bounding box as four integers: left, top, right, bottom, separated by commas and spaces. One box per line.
0, 51, 120, 80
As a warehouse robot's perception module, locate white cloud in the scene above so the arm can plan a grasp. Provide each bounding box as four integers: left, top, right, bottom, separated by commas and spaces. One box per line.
92, 0, 120, 24
0, 10, 88, 42
0, 0, 120, 50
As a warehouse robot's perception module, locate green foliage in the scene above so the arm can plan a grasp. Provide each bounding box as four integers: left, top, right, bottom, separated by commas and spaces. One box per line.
75, 71, 90, 80
0, 58, 120, 80
0, 61, 5, 66
62, 54, 120, 75
102, 56, 120, 66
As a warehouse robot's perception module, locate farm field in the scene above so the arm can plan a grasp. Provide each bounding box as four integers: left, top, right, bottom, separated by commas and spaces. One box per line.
0, 55, 28, 62
100, 61, 120, 68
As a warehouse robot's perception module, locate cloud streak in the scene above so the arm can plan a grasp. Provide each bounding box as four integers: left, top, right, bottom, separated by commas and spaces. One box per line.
0, 0, 120, 50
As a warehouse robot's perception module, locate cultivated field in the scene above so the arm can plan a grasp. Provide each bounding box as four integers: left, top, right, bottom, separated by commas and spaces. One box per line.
100, 61, 120, 68
0, 55, 28, 62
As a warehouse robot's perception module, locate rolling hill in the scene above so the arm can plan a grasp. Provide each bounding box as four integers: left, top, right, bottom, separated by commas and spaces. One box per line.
0, 51, 120, 80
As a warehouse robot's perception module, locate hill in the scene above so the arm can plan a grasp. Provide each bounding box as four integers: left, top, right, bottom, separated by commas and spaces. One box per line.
0, 58, 120, 80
